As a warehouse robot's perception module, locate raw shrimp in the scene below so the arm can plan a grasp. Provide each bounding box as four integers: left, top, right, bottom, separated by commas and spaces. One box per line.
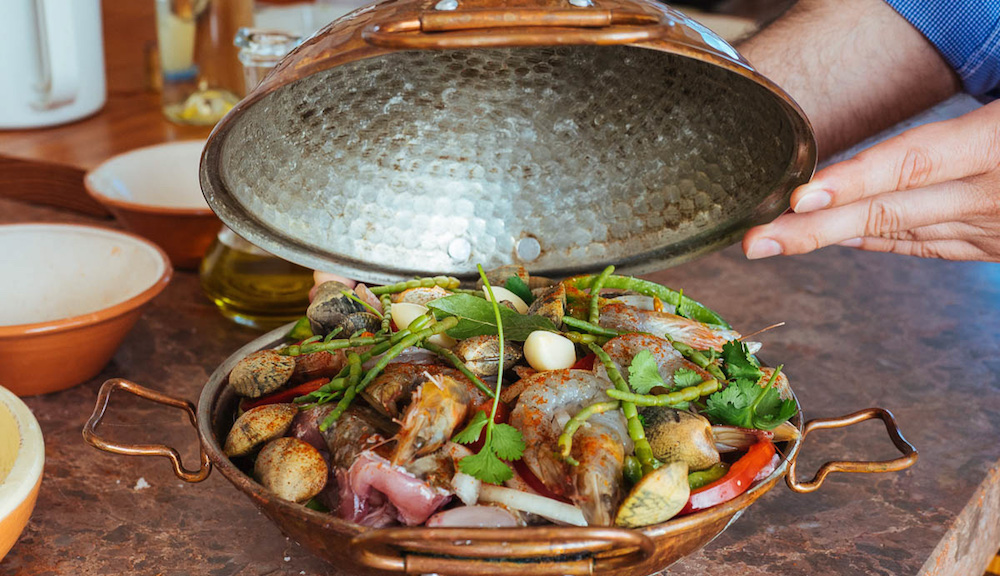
509, 369, 630, 525
362, 363, 485, 419
392, 375, 471, 465
597, 333, 713, 387
598, 302, 742, 352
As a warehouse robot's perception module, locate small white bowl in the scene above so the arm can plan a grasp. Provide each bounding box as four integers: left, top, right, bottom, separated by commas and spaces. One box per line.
0, 223, 172, 395
0, 385, 44, 561
84, 140, 221, 269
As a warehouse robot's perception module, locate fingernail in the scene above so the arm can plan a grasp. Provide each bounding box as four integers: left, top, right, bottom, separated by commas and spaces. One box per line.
839, 238, 863, 247
746, 238, 783, 260
793, 190, 831, 213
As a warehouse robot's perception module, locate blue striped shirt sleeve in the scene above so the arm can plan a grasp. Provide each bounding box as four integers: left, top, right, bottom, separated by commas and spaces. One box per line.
883, 0, 1000, 98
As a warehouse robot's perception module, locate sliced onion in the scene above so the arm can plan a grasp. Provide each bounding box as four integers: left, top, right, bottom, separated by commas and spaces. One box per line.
479, 484, 587, 526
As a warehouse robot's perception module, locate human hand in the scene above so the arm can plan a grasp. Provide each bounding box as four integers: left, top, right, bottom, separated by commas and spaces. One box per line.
743, 99, 1000, 262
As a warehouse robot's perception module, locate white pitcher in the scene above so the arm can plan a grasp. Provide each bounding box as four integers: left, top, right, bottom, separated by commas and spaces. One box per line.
0, 0, 106, 129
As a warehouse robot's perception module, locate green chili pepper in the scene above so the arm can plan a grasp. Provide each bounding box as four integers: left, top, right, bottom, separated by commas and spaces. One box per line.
624, 455, 643, 485
688, 462, 729, 490
286, 316, 314, 341
561, 316, 621, 338
557, 400, 621, 466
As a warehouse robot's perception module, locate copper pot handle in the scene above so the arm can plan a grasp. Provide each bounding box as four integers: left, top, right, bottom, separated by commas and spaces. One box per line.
351, 526, 655, 575
362, 8, 667, 50
82, 378, 212, 483
786, 408, 917, 494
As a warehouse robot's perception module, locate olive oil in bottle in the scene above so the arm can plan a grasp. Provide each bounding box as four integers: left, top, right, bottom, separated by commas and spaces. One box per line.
199, 227, 314, 330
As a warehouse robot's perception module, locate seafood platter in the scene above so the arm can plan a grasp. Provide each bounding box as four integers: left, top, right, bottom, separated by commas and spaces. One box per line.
85, 0, 917, 573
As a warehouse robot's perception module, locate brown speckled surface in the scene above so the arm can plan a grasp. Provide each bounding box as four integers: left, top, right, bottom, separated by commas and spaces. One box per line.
2, 198, 999, 576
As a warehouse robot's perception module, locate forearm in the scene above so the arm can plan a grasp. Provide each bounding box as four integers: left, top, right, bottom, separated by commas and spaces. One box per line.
738, 0, 960, 159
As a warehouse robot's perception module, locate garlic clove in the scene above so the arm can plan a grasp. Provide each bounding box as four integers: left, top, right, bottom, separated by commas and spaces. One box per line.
483, 286, 528, 314
523, 330, 577, 372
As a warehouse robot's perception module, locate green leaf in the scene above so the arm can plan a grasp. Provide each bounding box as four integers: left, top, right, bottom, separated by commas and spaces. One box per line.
671, 368, 703, 388
452, 411, 489, 444
627, 350, 664, 394
721, 340, 763, 382
428, 294, 556, 341
753, 391, 798, 430
458, 448, 513, 485
504, 276, 535, 306
704, 379, 757, 429
491, 423, 526, 461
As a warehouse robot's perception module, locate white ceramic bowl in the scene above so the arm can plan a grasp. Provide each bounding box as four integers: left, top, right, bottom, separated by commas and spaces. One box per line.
0, 223, 172, 395
0, 385, 44, 561
84, 140, 221, 269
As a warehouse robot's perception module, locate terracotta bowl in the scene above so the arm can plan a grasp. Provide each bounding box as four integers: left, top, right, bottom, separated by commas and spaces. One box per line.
85, 140, 221, 270
0, 384, 44, 561
0, 224, 173, 396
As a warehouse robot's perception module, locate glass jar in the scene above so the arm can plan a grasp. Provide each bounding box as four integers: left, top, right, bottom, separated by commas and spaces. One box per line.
199, 227, 314, 329
155, 0, 252, 125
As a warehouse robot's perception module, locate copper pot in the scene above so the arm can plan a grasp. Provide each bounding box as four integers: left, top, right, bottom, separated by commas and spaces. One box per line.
84, 323, 916, 576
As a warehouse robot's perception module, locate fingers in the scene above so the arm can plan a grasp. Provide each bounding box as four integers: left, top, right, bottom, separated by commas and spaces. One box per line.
838, 237, 997, 262
789, 99, 1000, 214
744, 179, 978, 258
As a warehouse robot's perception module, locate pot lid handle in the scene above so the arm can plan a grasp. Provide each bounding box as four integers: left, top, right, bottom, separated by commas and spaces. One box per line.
362, 7, 669, 49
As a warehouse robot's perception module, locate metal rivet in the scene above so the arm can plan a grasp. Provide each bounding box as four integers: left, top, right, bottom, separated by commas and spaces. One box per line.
568, 0, 593, 7
435, 0, 458, 10
516, 237, 541, 262
448, 237, 472, 262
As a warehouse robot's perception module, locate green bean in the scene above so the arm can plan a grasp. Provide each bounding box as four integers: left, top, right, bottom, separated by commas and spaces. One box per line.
587, 342, 661, 474
606, 379, 720, 406
380, 294, 393, 333
563, 275, 730, 328
670, 341, 728, 383
557, 400, 621, 466
323, 316, 460, 426
280, 332, 390, 356
419, 341, 495, 398
293, 376, 349, 404
561, 331, 600, 345
369, 276, 461, 295
321, 352, 363, 430
561, 316, 621, 338
688, 462, 729, 490
587, 265, 615, 324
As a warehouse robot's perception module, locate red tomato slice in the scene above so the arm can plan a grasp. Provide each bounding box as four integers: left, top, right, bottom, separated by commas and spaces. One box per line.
239, 378, 329, 412
511, 459, 572, 504
572, 354, 596, 371
679, 440, 776, 515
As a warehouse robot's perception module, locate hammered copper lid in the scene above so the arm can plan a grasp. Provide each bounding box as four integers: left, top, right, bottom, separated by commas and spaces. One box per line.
201, 0, 816, 285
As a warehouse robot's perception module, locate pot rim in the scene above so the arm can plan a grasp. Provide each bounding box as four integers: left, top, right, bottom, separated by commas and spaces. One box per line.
196, 321, 804, 542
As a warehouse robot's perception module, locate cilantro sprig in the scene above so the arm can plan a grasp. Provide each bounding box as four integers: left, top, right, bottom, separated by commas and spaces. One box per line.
704, 340, 796, 430
452, 266, 526, 484
627, 350, 707, 394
